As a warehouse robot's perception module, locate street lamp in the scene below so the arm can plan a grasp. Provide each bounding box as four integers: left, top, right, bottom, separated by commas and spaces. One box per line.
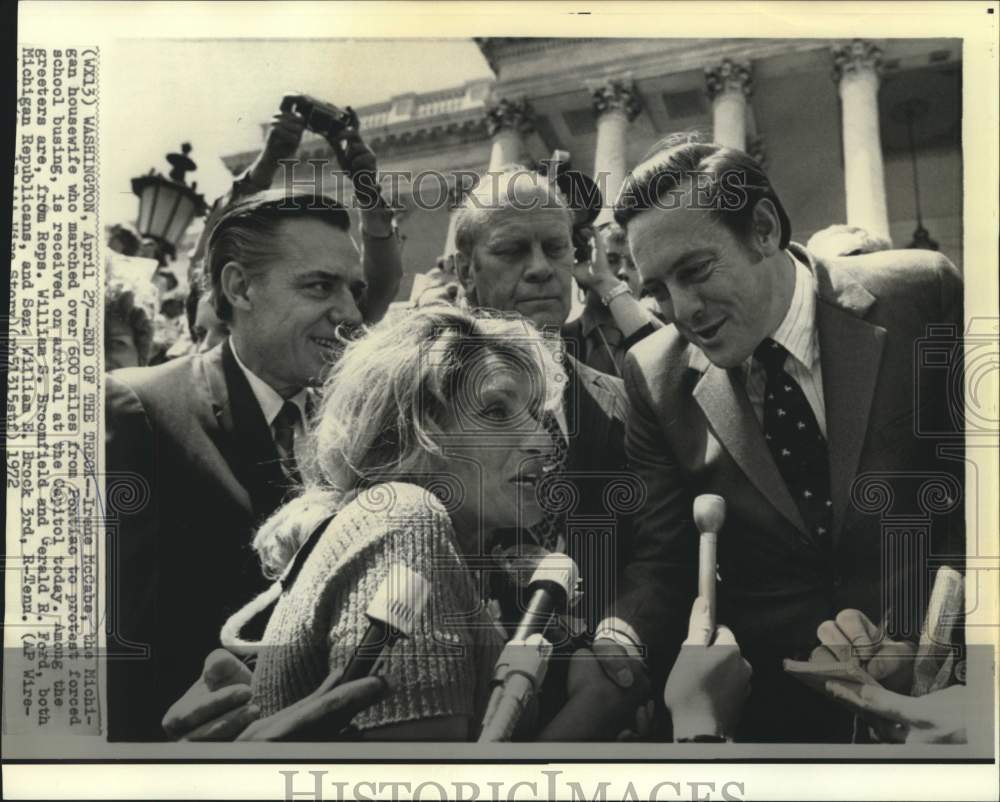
130, 143, 208, 259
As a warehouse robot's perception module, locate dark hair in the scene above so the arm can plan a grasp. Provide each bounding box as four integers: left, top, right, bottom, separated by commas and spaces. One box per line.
599, 221, 628, 247
613, 138, 791, 250
207, 189, 351, 322
185, 273, 203, 338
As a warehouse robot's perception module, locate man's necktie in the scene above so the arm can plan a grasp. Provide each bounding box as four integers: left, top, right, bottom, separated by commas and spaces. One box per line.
272, 400, 302, 484
753, 338, 832, 549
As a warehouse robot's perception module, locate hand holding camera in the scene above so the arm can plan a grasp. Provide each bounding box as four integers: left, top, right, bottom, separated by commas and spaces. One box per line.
281, 94, 382, 208
263, 110, 307, 164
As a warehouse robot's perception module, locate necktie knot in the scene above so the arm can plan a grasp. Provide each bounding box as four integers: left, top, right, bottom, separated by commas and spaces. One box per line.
753, 337, 789, 376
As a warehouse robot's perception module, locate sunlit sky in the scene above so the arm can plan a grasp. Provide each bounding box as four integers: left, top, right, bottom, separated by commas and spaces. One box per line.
103, 38, 493, 226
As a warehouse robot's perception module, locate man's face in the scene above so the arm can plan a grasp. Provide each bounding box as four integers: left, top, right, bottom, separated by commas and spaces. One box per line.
629, 203, 783, 368
193, 294, 230, 353
463, 206, 574, 329
235, 217, 364, 393
602, 233, 641, 297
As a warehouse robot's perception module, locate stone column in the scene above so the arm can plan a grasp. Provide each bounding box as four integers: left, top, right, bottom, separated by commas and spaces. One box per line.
704, 59, 752, 150
590, 78, 643, 225
832, 39, 890, 241
485, 98, 534, 171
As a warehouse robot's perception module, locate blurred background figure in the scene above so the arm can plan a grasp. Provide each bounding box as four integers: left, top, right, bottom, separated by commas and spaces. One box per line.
104, 274, 157, 371
107, 222, 141, 257
601, 222, 641, 298
560, 222, 664, 378
806, 224, 892, 260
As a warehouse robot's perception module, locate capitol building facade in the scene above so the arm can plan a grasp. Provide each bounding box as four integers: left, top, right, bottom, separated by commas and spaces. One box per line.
223, 37, 963, 301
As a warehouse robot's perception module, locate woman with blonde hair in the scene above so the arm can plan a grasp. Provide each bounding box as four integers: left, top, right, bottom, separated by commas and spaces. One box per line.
224, 305, 569, 740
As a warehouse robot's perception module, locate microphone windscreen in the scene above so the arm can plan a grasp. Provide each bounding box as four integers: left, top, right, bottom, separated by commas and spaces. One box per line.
693, 494, 726, 534
528, 553, 579, 599
366, 563, 431, 637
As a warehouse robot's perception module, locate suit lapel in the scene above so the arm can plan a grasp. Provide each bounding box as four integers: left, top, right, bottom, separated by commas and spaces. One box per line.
216, 339, 289, 520
692, 362, 809, 536
794, 245, 885, 543
815, 292, 885, 543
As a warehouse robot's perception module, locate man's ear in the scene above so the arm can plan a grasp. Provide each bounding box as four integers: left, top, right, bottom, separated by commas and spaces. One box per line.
454, 251, 477, 303
750, 199, 782, 256
219, 261, 254, 314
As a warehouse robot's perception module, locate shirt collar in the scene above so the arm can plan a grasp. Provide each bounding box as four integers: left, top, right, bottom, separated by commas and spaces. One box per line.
687, 250, 818, 374
229, 338, 309, 427
768, 251, 819, 371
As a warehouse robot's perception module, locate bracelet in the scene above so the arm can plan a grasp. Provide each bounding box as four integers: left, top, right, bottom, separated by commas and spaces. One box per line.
600, 281, 631, 307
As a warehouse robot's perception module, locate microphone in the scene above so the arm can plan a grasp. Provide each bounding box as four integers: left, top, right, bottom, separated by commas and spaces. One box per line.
693, 494, 726, 639
335, 563, 431, 687
511, 552, 580, 642
478, 553, 579, 742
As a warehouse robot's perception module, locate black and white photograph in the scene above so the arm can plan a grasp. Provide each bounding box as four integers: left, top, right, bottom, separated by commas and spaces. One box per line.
3, 2, 998, 800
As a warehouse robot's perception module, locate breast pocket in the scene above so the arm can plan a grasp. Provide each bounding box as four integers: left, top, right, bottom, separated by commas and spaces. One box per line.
867, 404, 926, 456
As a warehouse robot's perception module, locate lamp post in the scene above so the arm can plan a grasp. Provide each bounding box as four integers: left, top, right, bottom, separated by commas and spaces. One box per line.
130, 143, 208, 260
893, 99, 939, 251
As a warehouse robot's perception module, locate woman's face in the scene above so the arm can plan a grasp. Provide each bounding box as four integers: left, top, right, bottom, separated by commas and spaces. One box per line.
436, 350, 554, 553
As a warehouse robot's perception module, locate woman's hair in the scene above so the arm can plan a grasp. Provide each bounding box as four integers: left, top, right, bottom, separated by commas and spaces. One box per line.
252, 305, 563, 579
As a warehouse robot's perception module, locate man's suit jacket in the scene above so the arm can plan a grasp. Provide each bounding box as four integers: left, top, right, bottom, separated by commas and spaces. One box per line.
617, 245, 964, 742
105, 339, 298, 740
563, 354, 635, 598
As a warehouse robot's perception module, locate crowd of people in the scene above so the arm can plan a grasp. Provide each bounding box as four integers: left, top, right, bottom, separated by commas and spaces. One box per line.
104, 101, 968, 745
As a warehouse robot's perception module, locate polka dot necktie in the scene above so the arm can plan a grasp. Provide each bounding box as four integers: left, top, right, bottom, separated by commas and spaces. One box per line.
753, 338, 832, 549
272, 400, 302, 485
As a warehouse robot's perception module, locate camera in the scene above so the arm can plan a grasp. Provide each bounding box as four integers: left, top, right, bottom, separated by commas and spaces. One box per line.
280, 93, 354, 139
538, 149, 603, 264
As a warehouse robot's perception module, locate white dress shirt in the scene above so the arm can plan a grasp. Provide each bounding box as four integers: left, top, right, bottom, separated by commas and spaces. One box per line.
743, 253, 827, 437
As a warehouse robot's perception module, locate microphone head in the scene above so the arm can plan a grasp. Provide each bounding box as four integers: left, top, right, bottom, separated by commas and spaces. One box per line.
693, 494, 726, 534
528, 553, 579, 600
366, 564, 431, 638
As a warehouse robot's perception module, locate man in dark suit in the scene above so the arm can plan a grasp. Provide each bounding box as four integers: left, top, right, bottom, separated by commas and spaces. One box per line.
580, 140, 964, 742
106, 189, 396, 740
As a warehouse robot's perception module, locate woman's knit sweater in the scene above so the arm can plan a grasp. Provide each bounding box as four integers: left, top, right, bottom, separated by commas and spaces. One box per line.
250, 481, 506, 735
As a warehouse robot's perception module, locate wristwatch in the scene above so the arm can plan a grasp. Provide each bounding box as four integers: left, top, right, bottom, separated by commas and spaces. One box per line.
676, 734, 728, 743
600, 281, 631, 307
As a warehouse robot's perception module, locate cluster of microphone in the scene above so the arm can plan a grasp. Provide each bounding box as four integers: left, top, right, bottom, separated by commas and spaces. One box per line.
335, 495, 726, 740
